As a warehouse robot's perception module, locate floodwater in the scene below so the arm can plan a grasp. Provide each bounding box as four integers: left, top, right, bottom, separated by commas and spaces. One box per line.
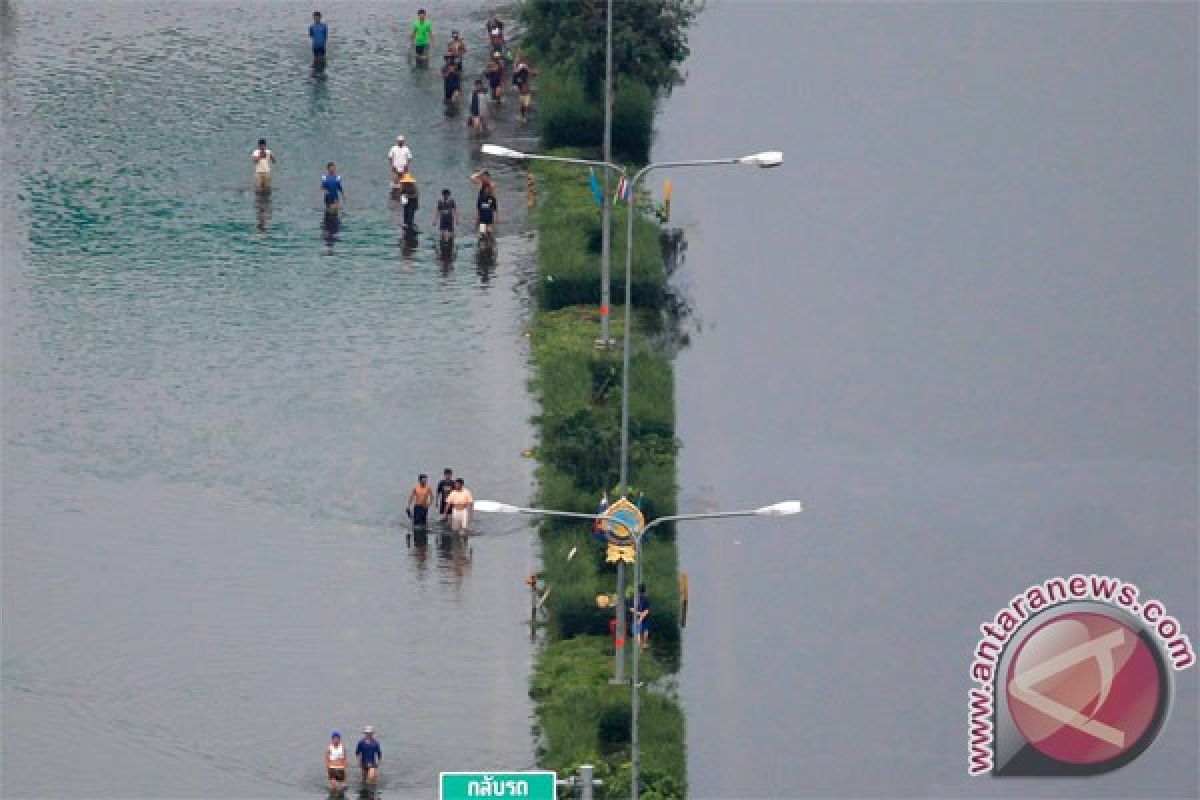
2, 1, 542, 797
659, 2, 1197, 799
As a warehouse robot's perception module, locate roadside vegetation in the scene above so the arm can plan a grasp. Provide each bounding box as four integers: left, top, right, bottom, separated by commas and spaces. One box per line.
516, 2, 699, 797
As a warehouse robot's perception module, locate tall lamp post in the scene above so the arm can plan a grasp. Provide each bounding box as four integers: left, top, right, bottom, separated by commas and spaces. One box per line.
480, 145, 784, 686
480, 142, 622, 349
473, 499, 803, 800
615, 152, 783, 499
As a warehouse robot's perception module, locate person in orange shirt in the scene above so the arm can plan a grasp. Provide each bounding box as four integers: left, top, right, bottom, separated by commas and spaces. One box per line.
443, 478, 474, 533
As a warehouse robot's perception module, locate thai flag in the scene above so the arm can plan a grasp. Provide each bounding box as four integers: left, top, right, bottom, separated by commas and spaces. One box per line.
592, 492, 610, 541
614, 175, 631, 204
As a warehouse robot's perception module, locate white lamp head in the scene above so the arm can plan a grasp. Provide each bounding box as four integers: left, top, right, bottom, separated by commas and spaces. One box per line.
474, 500, 521, 514
754, 500, 803, 516
740, 150, 784, 168
481, 143, 526, 160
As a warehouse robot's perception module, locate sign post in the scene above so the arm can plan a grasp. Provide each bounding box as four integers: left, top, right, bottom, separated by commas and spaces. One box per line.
439, 771, 556, 800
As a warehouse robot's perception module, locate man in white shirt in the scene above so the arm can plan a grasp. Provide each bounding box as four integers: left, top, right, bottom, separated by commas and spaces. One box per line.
250, 138, 276, 192
443, 478, 474, 534
387, 135, 412, 184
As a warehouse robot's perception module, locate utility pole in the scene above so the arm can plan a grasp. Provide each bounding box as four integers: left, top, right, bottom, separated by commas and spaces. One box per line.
597, 0, 614, 349
556, 764, 603, 800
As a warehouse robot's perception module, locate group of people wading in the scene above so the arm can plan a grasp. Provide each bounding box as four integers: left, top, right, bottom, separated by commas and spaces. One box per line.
324, 727, 380, 794
247, 9, 530, 252
406, 468, 475, 534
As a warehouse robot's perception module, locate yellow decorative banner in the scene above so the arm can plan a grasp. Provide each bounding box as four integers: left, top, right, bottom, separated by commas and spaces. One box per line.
606, 544, 637, 564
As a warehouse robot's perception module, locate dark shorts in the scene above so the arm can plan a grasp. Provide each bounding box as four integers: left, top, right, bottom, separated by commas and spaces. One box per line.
327, 768, 345, 780
313, 46, 326, 58
439, 216, 454, 233
415, 44, 428, 56
488, 73, 501, 88
412, 505, 429, 526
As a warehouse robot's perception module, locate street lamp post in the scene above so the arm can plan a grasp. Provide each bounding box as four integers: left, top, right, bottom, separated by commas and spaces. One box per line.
611, 152, 782, 692
480, 145, 784, 688
616, 152, 784, 497
479, 143, 622, 350
473, 499, 803, 800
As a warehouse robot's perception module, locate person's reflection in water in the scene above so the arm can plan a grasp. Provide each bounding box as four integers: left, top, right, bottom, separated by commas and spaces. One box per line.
475, 236, 496, 285
409, 527, 429, 578
401, 226, 419, 258
310, 61, 329, 115
436, 529, 471, 583
254, 189, 272, 231
436, 236, 456, 274
322, 210, 341, 249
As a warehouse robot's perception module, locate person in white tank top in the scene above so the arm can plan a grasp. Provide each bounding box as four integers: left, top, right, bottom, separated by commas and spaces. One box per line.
325, 731, 347, 792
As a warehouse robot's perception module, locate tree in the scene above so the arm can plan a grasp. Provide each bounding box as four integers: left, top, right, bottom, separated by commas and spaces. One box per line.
520, 0, 699, 98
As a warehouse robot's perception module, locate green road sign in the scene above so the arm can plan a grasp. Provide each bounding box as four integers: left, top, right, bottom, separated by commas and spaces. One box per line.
439, 771, 556, 799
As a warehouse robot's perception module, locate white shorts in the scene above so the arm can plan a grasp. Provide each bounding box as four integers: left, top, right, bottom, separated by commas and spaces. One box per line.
451, 508, 469, 531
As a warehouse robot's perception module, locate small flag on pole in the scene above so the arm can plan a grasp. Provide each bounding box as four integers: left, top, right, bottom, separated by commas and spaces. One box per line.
592, 491, 610, 541
588, 169, 604, 207
614, 174, 631, 204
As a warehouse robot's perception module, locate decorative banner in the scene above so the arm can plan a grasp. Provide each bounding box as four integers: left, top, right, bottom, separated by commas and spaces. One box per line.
599, 496, 644, 545
588, 169, 604, 207
606, 544, 637, 564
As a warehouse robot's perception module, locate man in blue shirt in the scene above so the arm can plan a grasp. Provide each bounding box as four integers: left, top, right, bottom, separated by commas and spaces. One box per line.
355, 725, 382, 784
309, 11, 328, 64
321, 162, 345, 211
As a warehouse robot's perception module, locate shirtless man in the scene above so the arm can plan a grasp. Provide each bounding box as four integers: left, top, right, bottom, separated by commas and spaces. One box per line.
443, 478, 474, 534
406, 474, 432, 527
447, 29, 467, 69
486, 14, 505, 55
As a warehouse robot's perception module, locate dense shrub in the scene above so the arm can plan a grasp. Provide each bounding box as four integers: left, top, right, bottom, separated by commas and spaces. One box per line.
537, 68, 602, 151
520, 0, 698, 97
613, 80, 656, 163
532, 156, 666, 311
521, 3, 696, 793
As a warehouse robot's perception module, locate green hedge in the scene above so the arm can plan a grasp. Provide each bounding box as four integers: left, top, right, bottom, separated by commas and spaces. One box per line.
536, 67, 658, 162
532, 157, 666, 312
530, 637, 685, 799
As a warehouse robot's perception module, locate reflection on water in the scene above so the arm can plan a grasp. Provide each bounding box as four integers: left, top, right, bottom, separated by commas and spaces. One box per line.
321, 209, 341, 248
438, 236, 458, 273
400, 226, 420, 258
436, 530, 474, 584
254, 189, 272, 231
2, 1, 542, 796
475, 235, 498, 284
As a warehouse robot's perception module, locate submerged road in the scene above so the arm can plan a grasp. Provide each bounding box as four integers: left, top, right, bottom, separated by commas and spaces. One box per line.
2, 1, 544, 796
660, 2, 1196, 798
